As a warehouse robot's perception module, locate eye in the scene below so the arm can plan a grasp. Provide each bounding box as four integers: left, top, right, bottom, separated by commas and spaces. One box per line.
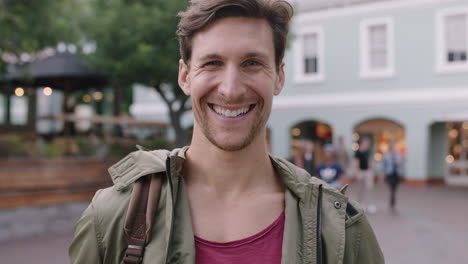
244, 60, 262, 67
204, 61, 222, 67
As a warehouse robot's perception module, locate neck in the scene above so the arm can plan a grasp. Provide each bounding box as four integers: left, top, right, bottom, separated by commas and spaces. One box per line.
184, 128, 280, 198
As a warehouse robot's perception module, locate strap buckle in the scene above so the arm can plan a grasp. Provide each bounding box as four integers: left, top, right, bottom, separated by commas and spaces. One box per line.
123, 244, 144, 264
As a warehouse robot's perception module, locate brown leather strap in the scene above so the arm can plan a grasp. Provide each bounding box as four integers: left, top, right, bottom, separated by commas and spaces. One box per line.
123, 174, 162, 264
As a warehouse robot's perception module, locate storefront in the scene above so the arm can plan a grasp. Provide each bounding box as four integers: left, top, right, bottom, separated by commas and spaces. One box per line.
445, 121, 468, 185
352, 118, 406, 178
289, 120, 333, 163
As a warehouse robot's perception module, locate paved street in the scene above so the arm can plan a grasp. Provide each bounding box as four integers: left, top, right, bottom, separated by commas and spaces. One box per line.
0, 183, 467, 263
348, 183, 468, 264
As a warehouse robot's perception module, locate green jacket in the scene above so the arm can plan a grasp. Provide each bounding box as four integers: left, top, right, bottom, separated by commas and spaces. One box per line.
69, 147, 384, 263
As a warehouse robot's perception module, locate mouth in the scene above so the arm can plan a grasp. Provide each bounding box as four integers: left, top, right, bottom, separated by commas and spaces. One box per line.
208, 103, 256, 118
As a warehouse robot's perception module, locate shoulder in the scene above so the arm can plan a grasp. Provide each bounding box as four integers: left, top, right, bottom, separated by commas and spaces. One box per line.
343, 199, 384, 262
88, 185, 133, 239
272, 155, 353, 201
92, 185, 132, 215
70, 185, 134, 263
334, 162, 344, 169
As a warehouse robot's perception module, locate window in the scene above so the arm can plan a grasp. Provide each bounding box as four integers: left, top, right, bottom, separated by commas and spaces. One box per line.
436, 7, 468, 73
294, 26, 324, 83
10, 95, 28, 126
359, 17, 395, 79
303, 34, 319, 74
369, 25, 388, 69
0, 94, 5, 124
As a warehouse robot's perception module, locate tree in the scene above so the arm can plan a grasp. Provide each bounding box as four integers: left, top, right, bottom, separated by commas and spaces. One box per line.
83, 0, 190, 146
0, 0, 84, 72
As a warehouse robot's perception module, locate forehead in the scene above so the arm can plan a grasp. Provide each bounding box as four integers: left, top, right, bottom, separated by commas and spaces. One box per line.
191, 17, 275, 61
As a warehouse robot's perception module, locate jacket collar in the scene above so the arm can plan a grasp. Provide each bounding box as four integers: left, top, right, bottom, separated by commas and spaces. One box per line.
108, 147, 188, 191
109, 146, 318, 199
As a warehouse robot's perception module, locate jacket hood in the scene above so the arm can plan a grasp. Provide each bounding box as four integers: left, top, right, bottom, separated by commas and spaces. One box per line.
108, 147, 187, 191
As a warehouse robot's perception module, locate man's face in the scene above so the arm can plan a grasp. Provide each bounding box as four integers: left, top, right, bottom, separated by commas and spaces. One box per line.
324, 150, 334, 161
178, 17, 285, 151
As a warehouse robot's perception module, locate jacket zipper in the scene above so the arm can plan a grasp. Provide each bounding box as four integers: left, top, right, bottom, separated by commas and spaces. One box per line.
317, 184, 323, 264
164, 157, 176, 264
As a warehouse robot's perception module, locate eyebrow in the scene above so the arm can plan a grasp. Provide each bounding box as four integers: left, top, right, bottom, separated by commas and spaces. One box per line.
196, 52, 270, 62
197, 53, 223, 62
242, 52, 270, 62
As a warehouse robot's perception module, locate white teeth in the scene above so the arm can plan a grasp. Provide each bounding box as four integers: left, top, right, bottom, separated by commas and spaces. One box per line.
212, 105, 250, 117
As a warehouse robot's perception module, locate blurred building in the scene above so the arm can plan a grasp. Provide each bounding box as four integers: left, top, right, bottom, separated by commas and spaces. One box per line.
269, 0, 468, 185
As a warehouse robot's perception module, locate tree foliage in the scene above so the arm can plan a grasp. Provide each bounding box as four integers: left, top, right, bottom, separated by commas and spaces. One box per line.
0, 0, 83, 71
83, 0, 190, 145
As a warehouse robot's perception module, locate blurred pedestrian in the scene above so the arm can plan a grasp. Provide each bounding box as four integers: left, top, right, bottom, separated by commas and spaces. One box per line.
383, 142, 403, 212
64, 97, 76, 136
316, 144, 344, 189
336, 136, 349, 179
288, 144, 305, 169
303, 140, 315, 175
354, 137, 377, 213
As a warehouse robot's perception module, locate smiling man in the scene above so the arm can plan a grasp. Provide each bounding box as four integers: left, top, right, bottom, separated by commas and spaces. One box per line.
69, 1, 384, 263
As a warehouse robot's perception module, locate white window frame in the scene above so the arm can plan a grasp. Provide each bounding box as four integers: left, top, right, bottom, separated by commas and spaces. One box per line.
294, 26, 325, 83
435, 6, 468, 74
359, 17, 395, 79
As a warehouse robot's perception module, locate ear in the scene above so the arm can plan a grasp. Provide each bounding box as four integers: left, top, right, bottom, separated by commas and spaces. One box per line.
274, 62, 285, 96
178, 59, 191, 96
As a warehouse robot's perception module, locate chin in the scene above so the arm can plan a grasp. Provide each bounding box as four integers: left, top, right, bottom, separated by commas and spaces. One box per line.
209, 136, 253, 152
203, 129, 261, 152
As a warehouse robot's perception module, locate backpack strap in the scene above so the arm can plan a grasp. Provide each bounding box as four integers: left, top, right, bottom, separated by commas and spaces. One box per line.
123, 173, 163, 264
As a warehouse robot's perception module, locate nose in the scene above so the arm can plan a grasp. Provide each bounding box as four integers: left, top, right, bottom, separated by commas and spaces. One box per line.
218, 64, 247, 100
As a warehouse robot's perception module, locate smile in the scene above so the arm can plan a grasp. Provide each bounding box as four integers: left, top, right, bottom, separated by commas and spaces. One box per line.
208, 104, 256, 118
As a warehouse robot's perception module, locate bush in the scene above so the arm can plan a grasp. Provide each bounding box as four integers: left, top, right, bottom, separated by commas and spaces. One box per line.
45, 138, 67, 158
0, 135, 29, 158
75, 136, 97, 156
0, 134, 172, 159
108, 137, 172, 159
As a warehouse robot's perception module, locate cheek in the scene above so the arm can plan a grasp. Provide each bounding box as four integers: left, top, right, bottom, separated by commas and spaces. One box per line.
190, 74, 218, 100
243, 70, 276, 92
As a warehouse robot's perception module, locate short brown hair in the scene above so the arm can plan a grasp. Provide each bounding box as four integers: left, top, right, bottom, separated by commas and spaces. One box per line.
177, 0, 293, 71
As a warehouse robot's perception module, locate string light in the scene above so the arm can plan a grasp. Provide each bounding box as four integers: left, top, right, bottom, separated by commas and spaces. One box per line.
43, 87, 53, 96
83, 94, 91, 103
14, 87, 24, 97
291, 128, 301, 137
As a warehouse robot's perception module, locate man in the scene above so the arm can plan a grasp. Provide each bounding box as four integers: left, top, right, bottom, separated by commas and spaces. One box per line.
336, 136, 349, 176
354, 137, 377, 213
383, 141, 403, 212
69, 0, 384, 263
316, 144, 344, 190
303, 140, 315, 175
288, 144, 305, 169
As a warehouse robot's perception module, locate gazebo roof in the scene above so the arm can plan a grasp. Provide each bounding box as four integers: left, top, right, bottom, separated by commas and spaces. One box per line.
1, 52, 107, 90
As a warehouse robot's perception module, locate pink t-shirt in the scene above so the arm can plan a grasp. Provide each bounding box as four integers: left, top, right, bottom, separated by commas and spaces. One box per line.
194, 211, 285, 264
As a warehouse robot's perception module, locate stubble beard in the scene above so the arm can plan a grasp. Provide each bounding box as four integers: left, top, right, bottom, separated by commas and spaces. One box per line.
197, 97, 270, 152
